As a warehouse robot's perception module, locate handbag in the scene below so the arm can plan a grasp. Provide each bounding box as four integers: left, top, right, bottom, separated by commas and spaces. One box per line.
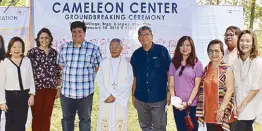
184, 103, 194, 131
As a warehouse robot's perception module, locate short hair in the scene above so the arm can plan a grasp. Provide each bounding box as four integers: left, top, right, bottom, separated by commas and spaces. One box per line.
207, 39, 224, 55
138, 26, 153, 36
35, 28, 53, 47
5, 37, 25, 58
237, 29, 258, 59
225, 26, 241, 36
70, 21, 86, 32
0, 35, 5, 60
110, 38, 123, 46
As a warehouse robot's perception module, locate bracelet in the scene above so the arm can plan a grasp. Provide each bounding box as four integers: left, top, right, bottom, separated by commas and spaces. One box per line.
187, 101, 192, 105
219, 106, 225, 111
241, 102, 247, 107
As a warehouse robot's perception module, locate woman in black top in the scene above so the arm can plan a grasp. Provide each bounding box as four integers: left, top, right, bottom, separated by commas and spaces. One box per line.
0, 35, 5, 61
0, 35, 5, 130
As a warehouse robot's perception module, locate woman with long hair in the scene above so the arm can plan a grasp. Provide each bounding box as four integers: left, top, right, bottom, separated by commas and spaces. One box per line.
168, 36, 203, 131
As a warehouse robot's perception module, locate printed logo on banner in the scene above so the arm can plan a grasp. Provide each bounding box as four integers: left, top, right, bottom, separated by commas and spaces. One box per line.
0, 7, 30, 52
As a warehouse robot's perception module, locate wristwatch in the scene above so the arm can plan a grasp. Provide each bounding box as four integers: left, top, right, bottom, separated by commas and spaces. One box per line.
187, 101, 192, 105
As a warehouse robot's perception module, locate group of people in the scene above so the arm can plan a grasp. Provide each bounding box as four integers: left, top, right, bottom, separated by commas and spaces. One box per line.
168, 26, 262, 131
0, 21, 261, 131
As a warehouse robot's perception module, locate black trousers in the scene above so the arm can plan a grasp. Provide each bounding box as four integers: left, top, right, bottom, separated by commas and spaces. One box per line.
5, 90, 29, 131
236, 120, 254, 131
229, 121, 237, 131
206, 123, 223, 131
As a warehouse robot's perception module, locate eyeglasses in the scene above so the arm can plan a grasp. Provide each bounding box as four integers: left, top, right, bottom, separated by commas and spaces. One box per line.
224, 33, 235, 38
72, 30, 84, 34
139, 33, 151, 38
208, 50, 221, 55
179, 65, 185, 76
109, 45, 121, 49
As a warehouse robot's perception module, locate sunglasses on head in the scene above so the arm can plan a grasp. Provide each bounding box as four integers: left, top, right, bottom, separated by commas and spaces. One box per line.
179, 65, 185, 76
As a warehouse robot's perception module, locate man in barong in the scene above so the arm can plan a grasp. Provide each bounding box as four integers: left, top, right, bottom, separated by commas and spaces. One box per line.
96, 38, 133, 131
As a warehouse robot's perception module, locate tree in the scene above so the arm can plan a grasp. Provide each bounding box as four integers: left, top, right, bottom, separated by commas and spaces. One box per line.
249, 0, 256, 29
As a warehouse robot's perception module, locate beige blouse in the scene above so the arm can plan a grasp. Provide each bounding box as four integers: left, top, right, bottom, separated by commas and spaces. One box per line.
232, 56, 262, 120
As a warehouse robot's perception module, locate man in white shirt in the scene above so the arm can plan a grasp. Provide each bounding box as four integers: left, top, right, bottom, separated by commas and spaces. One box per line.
96, 38, 133, 131
223, 26, 241, 65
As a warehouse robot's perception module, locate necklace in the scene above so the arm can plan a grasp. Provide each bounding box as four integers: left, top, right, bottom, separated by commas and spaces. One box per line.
108, 57, 122, 89
209, 64, 219, 81
240, 60, 251, 81
209, 66, 218, 81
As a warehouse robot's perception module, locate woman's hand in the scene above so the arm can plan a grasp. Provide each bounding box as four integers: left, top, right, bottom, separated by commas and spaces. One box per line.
237, 104, 245, 116
0, 104, 8, 112
55, 88, 61, 99
216, 108, 224, 122
177, 102, 187, 111
233, 103, 238, 118
28, 95, 34, 106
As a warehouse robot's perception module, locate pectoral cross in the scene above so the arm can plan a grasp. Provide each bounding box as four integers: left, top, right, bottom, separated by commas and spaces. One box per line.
112, 82, 117, 89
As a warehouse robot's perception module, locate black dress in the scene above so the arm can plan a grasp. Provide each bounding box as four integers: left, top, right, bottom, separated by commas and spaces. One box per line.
0, 48, 5, 118
0, 49, 5, 60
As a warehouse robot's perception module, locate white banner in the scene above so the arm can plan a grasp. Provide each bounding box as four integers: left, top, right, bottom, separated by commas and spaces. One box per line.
33, 0, 195, 57
0, 7, 30, 51
192, 5, 244, 66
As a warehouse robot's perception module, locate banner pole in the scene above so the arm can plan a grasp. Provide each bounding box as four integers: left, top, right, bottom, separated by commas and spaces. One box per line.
29, 0, 34, 48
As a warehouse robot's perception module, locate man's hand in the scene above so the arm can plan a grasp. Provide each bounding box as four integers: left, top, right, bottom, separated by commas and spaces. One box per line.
104, 95, 115, 103
132, 96, 136, 109
166, 92, 171, 105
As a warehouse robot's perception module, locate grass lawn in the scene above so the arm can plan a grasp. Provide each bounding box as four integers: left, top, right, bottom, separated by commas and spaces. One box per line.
27, 86, 262, 131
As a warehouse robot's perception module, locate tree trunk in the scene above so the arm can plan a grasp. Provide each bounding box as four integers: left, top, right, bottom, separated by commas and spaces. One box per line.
249, 0, 256, 29
216, 0, 220, 5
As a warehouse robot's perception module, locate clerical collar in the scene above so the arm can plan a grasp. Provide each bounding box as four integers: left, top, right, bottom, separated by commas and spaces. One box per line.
111, 56, 121, 59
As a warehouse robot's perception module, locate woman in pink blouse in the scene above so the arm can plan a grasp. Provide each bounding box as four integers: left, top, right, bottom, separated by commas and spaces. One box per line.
168, 36, 203, 131
27, 28, 60, 131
